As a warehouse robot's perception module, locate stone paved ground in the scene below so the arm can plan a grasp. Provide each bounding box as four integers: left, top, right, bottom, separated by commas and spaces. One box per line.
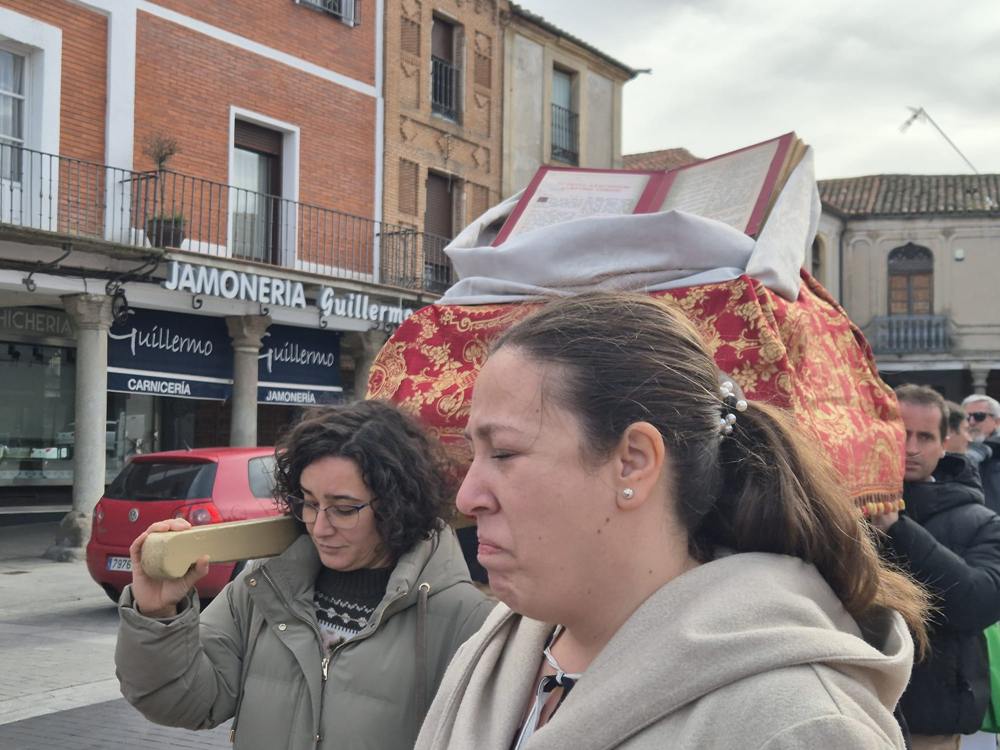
0, 519, 229, 749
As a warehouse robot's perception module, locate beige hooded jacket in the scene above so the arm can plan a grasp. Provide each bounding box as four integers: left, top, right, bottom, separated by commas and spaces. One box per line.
416, 551, 914, 750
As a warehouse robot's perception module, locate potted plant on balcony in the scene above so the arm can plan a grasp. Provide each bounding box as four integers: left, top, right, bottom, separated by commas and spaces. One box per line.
142, 133, 186, 249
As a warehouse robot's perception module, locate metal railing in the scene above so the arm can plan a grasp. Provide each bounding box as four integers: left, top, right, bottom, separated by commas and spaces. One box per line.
0, 142, 453, 293
551, 103, 579, 164
297, 0, 359, 25
431, 56, 461, 121
870, 315, 951, 354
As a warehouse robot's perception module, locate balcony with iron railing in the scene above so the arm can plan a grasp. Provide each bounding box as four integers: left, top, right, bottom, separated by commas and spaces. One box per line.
431, 56, 461, 122
870, 315, 952, 355
551, 103, 579, 165
0, 143, 455, 294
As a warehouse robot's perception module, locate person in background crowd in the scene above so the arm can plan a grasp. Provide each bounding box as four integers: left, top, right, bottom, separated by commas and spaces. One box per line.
962, 395, 1000, 514
871, 385, 1000, 750
944, 400, 973, 456
417, 292, 927, 750
115, 400, 494, 750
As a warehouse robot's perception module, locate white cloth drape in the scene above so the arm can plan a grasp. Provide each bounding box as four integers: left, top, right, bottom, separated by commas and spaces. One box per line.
437, 148, 821, 305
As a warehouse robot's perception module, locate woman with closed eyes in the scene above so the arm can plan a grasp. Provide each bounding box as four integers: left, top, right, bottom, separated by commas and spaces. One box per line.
115, 400, 493, 750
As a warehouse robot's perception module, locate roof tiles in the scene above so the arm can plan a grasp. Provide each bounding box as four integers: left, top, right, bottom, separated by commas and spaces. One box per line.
818, 174, 1000, 217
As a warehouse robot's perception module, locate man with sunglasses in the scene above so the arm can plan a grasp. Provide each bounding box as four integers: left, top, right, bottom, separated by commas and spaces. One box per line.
962, 395, 1000, 515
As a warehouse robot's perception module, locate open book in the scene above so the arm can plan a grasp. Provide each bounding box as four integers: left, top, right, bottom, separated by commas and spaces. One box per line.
492, 132, 806, 245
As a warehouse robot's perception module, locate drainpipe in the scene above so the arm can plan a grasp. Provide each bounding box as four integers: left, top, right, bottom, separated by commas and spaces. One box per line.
837, 216, 845, 303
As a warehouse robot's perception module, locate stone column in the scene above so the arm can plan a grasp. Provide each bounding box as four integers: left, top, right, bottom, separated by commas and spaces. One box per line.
353, 329, 390, 399
47, 294, 113, 561
971, 367, 991, 395
226, 315, 271, 447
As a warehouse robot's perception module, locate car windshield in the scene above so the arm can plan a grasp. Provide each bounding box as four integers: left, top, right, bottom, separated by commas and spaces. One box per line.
106, 461, 217, 501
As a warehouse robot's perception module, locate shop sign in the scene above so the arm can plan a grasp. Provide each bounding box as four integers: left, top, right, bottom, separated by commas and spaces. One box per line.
0, 307, 73, 339
258, 324, 343, 406
162, 261, 415, 328
107, 308, 233, 400
163, 261, 308, 308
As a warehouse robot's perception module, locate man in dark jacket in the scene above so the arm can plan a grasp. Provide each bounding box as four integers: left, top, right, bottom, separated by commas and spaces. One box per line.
963, 394, 1000, 515
872, 385, 1000, 749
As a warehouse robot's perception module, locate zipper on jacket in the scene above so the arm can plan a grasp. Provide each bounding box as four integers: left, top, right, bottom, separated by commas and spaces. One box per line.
260, 568, 327, 745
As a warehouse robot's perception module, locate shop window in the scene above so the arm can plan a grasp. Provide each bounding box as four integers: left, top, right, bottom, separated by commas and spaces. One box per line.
888, 242, 933, 315
0, 342, 76, 487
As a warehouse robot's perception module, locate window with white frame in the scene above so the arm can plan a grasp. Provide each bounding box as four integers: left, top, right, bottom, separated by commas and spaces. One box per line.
0, 48, 26, 182
296, 0, 357, 26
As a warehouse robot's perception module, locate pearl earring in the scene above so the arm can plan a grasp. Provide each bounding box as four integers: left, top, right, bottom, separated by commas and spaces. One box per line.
622, 488, 635, 500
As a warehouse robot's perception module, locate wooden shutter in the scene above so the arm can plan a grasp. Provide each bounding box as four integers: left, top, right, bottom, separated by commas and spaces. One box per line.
425, 172, 454, 239
398, 159, 419, 215
432, 18, 454, 63
235, 121, 282, 156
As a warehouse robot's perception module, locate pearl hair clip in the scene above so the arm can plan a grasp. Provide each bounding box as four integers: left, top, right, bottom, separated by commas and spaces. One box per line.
718, 379, 748, 437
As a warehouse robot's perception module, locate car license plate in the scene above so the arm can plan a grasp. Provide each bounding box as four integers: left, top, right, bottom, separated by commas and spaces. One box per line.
106, 556, 132, 572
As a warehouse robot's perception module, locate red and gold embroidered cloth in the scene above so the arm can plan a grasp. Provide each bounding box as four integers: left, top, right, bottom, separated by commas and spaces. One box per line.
367, 273, 904, 515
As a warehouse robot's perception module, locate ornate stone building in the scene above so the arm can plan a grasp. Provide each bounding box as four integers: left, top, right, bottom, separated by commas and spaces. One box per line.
817, 174, 1000, 400
382, 0, 504, 291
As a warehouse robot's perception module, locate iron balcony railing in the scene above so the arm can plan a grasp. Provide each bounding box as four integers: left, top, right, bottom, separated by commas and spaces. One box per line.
0, 142, 454, 293
431, 56, 461, 121
551, 103, 579, 165
298, 0, 358, 26
870, 315, 951, 354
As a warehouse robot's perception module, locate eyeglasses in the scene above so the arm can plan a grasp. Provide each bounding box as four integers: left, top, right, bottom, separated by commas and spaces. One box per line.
967, 412, 994, 424
289, 496, 372, 529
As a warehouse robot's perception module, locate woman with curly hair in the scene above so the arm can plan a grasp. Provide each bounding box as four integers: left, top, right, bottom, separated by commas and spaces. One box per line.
115, 400, 493, 750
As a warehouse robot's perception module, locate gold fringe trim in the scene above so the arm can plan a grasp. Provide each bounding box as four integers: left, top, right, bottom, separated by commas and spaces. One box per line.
854, 492, 905, 517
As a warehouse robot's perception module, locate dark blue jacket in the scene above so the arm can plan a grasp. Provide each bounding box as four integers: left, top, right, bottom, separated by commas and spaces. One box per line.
885, 454, 1000, 735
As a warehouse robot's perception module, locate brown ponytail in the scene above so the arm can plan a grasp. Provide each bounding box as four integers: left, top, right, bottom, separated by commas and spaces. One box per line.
494, 291, 928, 651
706, 401, 928, 652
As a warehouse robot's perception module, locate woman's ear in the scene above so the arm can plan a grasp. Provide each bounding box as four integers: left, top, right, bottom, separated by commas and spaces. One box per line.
615, 422, 666, 509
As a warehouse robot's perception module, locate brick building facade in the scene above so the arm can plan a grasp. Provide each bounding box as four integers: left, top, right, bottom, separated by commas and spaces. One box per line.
0, 0, 439, 524
382, 0, 504, 285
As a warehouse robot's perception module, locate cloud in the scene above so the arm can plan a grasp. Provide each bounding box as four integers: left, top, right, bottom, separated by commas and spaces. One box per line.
519, 0, 1000, 177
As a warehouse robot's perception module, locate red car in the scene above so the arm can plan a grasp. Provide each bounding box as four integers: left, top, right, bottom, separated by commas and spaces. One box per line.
87, 447, 280, 602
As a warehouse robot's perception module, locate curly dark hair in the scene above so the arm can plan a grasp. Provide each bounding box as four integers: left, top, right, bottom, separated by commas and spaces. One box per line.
274, 400, 452, 562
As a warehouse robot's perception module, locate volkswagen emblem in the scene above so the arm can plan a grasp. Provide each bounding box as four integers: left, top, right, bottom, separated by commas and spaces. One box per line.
128, 508, 140, 523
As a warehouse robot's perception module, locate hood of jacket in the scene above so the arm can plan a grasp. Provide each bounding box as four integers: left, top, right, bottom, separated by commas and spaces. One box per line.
933, 453, 985, 489
904, 468, 985, 524
419, 551, 912, 749
257, 523, 474, 617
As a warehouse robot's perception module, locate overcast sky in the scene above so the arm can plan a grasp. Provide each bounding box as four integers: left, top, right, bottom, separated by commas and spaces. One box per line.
521, 0, 1000, 179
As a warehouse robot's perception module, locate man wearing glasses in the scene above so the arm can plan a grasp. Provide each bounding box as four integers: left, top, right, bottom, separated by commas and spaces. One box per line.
962, 394, 1000, 515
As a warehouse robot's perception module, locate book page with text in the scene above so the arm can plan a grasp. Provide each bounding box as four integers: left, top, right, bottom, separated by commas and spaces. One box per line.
506, 170, 651, 240
658, 140, 780, 233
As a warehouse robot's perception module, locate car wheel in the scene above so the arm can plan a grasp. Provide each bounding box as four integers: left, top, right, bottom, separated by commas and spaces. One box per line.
102, 585, 121, 604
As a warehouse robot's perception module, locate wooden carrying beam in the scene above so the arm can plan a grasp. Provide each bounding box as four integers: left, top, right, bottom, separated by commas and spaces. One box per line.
140, 516, 300, 579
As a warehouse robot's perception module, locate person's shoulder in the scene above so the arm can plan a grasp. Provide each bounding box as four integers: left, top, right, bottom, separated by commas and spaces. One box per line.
625, 663, 901, 750
429, 579, 490, 609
